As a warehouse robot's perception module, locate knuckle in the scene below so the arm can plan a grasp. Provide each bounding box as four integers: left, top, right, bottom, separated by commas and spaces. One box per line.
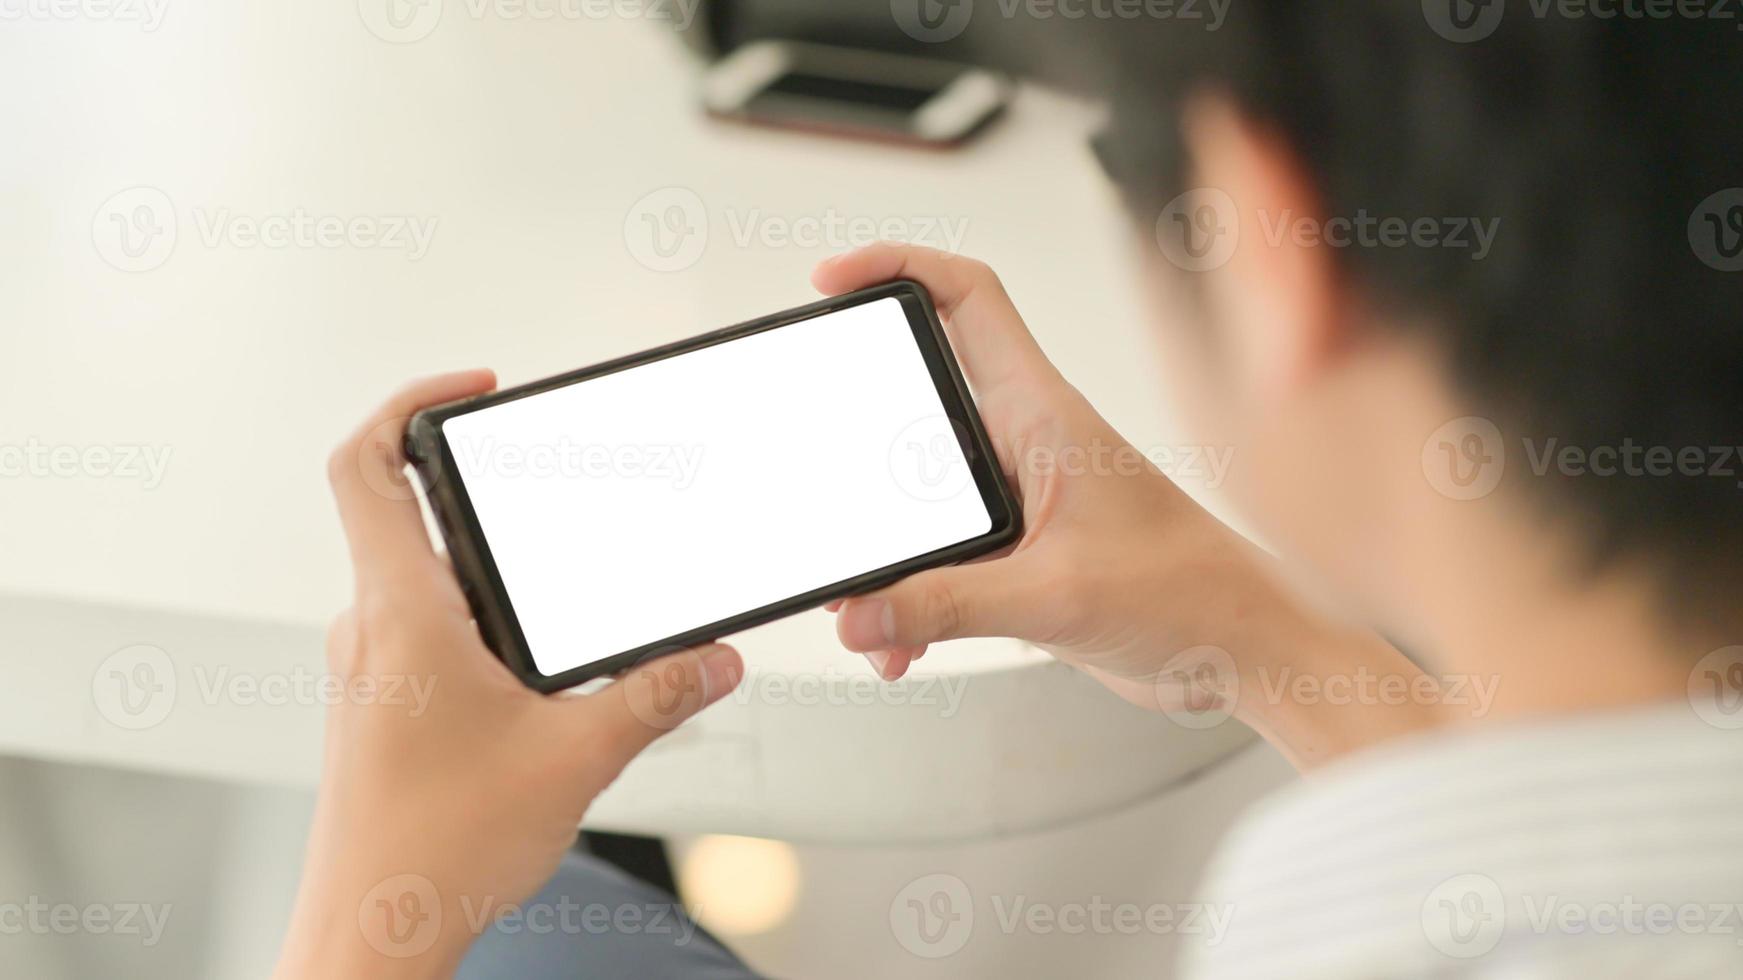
924, 581, 965, 639
964, 257, 1001, 290
325, 608, 361, 673
355, 589, 419, 645
326, 440, 357, 489
356, 589, 395, 630
384, 379, 429, 416
326, 608, 359, 645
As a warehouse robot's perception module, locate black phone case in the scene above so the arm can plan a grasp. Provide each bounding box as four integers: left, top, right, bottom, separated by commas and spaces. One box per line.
404, 280, 1022, 693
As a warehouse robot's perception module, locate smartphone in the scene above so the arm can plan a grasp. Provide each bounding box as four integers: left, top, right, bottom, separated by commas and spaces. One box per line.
700, 41, 1010, 146
405, 282, 1021, 693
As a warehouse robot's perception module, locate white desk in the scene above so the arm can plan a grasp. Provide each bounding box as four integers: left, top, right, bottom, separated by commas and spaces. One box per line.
0, 10, 1251, 842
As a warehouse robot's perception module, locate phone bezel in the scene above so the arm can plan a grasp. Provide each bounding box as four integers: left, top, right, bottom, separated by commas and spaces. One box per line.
406, 280, 1022, 694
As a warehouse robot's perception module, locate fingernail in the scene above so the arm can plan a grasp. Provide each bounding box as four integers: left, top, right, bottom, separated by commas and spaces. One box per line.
700, 645, 742, 695
865, 650, 892, 679
840, 599, 894, 650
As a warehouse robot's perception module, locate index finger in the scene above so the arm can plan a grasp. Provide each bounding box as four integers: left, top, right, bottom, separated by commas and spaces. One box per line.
811, 244, 1059, 392
327, 369, 497, 588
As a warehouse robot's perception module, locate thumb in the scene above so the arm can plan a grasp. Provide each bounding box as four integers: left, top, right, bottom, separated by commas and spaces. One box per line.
835, 563, 1021, 652
571, 644, 744, 772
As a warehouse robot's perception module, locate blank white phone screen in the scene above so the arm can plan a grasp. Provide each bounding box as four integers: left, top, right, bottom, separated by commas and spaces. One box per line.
443, 297, 995, 678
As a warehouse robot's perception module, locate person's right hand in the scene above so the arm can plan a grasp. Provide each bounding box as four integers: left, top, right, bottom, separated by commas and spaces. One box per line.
815, 244, 1307, 714
816, 246, 1445, 766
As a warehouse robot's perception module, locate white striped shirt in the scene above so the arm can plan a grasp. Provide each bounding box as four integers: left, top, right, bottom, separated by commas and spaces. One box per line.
1180, 702, 1743, 978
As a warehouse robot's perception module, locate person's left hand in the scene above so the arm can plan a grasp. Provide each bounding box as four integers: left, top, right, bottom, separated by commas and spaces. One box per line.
273, 370, 744, 980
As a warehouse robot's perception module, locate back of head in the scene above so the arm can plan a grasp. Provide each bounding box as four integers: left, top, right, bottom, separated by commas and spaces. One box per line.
1053, 6, 1743, 635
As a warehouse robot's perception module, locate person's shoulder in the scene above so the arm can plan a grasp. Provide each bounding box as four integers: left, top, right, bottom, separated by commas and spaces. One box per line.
1178, 701, 1743, 980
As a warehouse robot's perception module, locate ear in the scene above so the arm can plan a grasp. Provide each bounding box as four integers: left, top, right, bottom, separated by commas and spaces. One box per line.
1177, 93, 1346, 407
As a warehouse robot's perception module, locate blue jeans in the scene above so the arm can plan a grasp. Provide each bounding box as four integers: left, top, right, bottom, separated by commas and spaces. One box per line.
457, 852, 762, 980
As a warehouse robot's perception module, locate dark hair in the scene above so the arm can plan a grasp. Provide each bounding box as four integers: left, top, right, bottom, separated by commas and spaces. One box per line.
1077, 7, 1743, 636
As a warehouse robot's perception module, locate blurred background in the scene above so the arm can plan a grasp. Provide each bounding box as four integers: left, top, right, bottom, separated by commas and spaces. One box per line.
0, 2, 1292, 976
